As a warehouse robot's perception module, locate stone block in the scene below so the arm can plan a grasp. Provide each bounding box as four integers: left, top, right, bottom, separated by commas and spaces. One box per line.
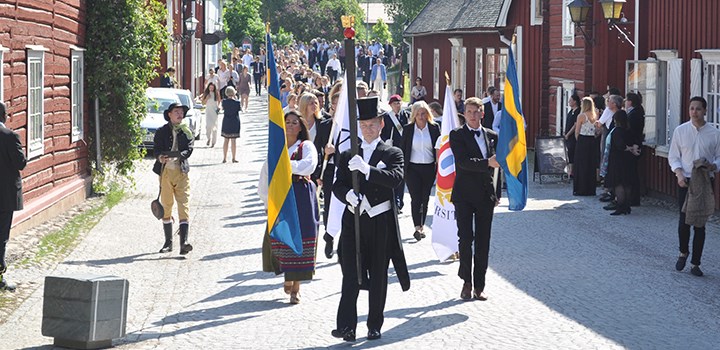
42, 274, 129, 349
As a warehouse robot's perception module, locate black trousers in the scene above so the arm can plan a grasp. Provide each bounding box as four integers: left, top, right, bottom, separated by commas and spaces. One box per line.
328, 69, 338, 84
253, 74, 262, 95
0, 211, 14, 272
678, 184, 708, 266
321, 163, 336, 228
405, 163, 436, 227
337, 212, 391, 332
454, 201, 493, 291
362, 70, 371, 85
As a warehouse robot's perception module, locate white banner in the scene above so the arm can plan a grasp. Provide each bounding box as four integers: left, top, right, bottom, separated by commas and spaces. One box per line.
326, 73, 353, 237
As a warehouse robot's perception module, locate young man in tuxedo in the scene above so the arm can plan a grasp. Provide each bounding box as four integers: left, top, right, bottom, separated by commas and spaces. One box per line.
0, 102, 27, 291
449, 97, 502, 301
331, 96, 410, 342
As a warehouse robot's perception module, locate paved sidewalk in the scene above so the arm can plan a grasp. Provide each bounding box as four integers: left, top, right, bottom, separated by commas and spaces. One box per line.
2, 90, 720, 349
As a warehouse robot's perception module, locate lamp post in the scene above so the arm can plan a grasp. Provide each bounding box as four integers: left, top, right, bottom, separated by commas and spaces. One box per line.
180, 15, 198, 90
567, 0, 593, 44
567, 0, 634, 47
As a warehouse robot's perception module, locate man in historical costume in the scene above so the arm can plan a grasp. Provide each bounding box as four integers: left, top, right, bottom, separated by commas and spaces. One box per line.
449, 97, 502, 301
331, 96, 410, 342
0, 102, 27, 291
153, 102, 195, 256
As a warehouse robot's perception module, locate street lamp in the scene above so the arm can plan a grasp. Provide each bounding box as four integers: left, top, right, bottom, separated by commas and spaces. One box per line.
567, 0, 593, 44
599, 0, 625, 21
184, 16, 199, 37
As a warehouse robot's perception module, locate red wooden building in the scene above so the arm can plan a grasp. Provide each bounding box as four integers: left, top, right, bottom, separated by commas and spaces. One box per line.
0, 0, 91, 232
404, 0, 544, 147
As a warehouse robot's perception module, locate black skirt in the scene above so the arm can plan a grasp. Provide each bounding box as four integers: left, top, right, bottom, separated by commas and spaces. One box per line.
573, 135, 598, 196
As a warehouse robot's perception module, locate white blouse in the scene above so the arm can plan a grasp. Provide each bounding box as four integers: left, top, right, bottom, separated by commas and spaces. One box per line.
410, 124, 434, 164
257, 140, 318, 207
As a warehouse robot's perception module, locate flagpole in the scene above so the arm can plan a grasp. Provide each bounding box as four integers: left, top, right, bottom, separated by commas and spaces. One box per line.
342, 16, 363, 286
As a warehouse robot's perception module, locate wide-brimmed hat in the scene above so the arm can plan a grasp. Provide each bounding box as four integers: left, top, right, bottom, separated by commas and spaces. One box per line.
164, 102, 189, 121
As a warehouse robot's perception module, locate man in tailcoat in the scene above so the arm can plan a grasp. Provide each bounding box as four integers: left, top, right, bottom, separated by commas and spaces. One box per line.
331, 97, 410, 342
449, 97, 502, 301
0, 102, 28, 291
380, 94, 410, 210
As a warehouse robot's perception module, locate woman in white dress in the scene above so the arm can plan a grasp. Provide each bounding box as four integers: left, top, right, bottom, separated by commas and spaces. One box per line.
201, 82, 222, 147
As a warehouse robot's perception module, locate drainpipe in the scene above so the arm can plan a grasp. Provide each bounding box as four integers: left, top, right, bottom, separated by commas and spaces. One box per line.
634, 0, 639, 61
94, 97, 102, 173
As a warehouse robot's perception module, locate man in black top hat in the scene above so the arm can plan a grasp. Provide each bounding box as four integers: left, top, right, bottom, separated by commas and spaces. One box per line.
0, 101, 27, 291
331, 97, 410, 342
153, 102, 194, 256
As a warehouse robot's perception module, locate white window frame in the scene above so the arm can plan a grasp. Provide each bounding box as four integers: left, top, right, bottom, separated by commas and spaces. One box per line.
531, 0, 543, 26
697, 50, 720, 129
26, 46, 47, 159
558, 81, 575, 135
416, 48, 422, 80
626, 60, 661, 146
562, 0, 575, 47
70, 46, 85, 143
433, 49, 439, 100
0, 45, 8, 103
448, 38, 465, 94
475, 48, 483, 97
166, 0, 174, 67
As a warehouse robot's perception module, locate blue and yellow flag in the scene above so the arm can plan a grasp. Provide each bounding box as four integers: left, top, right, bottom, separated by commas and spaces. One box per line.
496, 47, 528, 211
265, 31, 302, 255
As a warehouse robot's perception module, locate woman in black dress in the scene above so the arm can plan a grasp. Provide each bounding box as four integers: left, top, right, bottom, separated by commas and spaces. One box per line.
573, 97, 598, 196
221, 86, 241, 163
564, 94, 581, 177
604, 95, 640, 215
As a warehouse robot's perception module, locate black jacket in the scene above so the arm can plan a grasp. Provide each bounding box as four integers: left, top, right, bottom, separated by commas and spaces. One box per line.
312, 118, 333, 181
627, 106, 645, 146
482, 101, 502, 130
398, 122, 440, 170
449, 125, 502, 204
0, 124, 27, 211
380, 109, 410, 146
333, 142, 410, 291
152, 123, 194, 175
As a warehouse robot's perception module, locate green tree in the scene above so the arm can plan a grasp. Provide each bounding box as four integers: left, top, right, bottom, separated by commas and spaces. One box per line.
224, 0, 265, 49
371, 18, 391, 43
383, 0, 429, 43
85, 0, 166, 180
260, 0, 365, 42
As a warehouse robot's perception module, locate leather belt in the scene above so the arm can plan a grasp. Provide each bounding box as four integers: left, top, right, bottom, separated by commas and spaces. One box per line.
347, 199, 392, 218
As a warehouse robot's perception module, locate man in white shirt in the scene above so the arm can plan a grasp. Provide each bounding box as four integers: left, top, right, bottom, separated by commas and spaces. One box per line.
668, 96, 720, 277
242, 49, 253, 71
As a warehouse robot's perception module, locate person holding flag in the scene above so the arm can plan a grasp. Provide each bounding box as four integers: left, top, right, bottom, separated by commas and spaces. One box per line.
257, 29, 318, 305
449, 97, 502, 301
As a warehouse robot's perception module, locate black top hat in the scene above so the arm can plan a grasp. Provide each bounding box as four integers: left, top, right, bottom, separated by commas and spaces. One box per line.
164, 102, 190, 121
357, 97, 380, 121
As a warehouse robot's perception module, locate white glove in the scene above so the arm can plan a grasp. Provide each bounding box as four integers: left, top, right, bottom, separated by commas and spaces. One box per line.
345, 190, 361, 208
348, 155, 370, 175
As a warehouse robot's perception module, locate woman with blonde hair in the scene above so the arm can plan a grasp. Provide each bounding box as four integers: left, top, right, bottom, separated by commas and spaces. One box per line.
573, 97, 599, 196
297, 92, 322, 141
220, 86, 241, 163
399, 101, 440, 241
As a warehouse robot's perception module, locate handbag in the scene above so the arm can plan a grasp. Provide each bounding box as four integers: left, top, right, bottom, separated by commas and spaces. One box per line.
151, 164, 165, 220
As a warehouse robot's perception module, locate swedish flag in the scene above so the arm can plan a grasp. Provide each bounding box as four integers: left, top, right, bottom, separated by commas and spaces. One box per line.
496, 47, 528, 211
265, 31, 302, 254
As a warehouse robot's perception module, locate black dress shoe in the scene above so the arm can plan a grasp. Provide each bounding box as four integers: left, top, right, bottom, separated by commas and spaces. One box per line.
675, 255, 688, 271
603, 202, 617, 210
413, 230, 423, 241
460, 282, 472, 300
691, 265, 704, 277
323, 233, 334, 259
367, 329, 381, 340
599, 193, 613, 202
331, 327, 355, 342
0, 277, 16, 292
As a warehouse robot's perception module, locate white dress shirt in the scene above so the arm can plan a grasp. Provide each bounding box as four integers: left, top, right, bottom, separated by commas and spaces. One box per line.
326, 58, 341, 72
597, 107, 614, 128
468, 126, 488, 158
257, 140, 318, 207
490, 102, 501, 133
308, 121, 317, 142
410, 124, 434, 164
668, 120, 720, 178
361, 137, 382, 163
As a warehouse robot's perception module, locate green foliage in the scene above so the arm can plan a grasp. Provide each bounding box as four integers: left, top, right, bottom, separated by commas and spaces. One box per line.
85, 0, 167, 179
224, 0, 265, 49
372, 18, 391, 43
383, 0, 430, 43
261, 0, 366, 42
273, 27, 295, 47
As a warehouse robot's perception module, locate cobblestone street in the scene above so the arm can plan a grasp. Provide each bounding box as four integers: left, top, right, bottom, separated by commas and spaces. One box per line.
2, 92, 720, 350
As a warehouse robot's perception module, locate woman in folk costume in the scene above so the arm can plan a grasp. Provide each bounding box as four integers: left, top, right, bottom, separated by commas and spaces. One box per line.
258, 111, 320, 304
153, 103, 194, 255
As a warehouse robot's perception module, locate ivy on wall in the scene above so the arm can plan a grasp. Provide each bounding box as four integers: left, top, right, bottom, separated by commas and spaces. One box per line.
85, 0, 167, 179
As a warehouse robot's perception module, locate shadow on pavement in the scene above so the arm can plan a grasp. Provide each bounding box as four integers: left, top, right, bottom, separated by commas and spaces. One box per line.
223, 218, 267, 228
63, 252, 185, 267
200, 247, 263, 261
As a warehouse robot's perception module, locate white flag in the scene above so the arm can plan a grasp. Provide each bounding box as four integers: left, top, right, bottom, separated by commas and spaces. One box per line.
431, 86, 461, 261
326, 73, 356, 237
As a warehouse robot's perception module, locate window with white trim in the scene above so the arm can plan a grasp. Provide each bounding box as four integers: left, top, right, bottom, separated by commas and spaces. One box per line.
531, 0, 543, 26
704, 61, 720, 128
626, 61, 660, 145
433, 49, 439, 99
71, 49, 84, 142
475, 48, 483, 97
416, 48, 422, 79
487, 51, 508, 94
562, 0, 575, 47
27, 49, 45, 159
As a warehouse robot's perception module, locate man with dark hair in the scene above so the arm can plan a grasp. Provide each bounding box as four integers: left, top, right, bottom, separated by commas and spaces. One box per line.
483, 87, 502, 131
160, 67, 177, 88
0, 102, 27, 291
454, 89, 465, 114
668, 96, 720, 277
331, 96, 410, 342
